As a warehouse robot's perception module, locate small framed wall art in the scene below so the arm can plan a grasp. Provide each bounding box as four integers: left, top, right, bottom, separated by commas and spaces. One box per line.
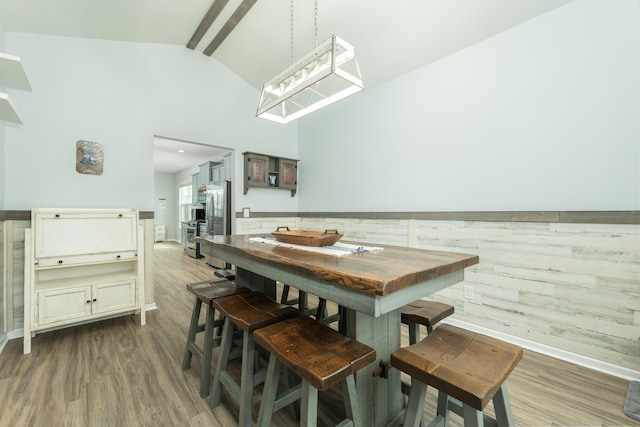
76, 140, 104, 175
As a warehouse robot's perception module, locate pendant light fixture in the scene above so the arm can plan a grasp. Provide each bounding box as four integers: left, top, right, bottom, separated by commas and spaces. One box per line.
256, 0, 364, 124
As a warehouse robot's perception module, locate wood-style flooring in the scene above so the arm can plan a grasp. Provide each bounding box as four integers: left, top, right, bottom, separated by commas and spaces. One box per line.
1, 241, 638, 426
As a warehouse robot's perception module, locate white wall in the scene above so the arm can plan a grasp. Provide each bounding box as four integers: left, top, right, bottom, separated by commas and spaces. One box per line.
3, 34, 299, 213
298, 0, 640, 212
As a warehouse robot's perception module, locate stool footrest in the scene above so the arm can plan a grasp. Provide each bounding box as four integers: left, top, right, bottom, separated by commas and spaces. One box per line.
273, 383, 302, 412
443, 395, 497, 427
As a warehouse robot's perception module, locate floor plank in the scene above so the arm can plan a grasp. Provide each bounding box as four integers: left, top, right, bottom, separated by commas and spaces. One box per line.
0, 241, 637, 426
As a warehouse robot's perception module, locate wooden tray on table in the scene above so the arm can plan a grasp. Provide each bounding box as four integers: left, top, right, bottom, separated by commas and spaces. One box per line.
271, 227, 343, 247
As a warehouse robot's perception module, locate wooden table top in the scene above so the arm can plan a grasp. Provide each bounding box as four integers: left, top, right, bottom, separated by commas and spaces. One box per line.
198, 234, 478, 297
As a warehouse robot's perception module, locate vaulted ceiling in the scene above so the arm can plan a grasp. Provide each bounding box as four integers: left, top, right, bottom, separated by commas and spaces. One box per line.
0, 0, 574, 172
0, 0, 573, 90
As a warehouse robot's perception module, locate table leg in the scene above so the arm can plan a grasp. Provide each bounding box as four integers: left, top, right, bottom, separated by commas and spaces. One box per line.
346, 309, 404, 427
236, 267, 276, 300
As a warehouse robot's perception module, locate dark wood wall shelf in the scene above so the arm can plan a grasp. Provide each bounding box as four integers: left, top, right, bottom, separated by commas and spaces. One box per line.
243, 152, 298, 197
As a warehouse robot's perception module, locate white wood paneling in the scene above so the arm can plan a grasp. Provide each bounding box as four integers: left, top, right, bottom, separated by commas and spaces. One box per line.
293, 216, 640, 372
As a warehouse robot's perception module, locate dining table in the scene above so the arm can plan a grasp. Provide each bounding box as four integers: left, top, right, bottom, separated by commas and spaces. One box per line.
197, 233, 479, 427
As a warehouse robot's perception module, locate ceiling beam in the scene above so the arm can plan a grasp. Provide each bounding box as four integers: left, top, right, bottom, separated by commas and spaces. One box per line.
186, 0, 229, 50
203, 0, 257, 56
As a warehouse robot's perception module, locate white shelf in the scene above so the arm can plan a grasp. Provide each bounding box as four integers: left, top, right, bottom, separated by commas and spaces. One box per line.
0, 92, 22, 124
35, 271, 137, 292
0, 52, 31, 90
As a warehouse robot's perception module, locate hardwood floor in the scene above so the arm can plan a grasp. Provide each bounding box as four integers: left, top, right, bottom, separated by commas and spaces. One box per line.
1, 241, 638, 426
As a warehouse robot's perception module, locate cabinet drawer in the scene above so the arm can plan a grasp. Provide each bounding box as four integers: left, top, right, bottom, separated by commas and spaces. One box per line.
37, 251, 137, 268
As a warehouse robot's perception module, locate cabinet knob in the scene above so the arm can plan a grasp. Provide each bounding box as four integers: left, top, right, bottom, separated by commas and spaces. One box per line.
58, 260, 63, 264
86, 300, 91, 304
92, 298, 97, 302
116, 255, 121, 259
118, 214, 123, 217
55, 214, 60, 218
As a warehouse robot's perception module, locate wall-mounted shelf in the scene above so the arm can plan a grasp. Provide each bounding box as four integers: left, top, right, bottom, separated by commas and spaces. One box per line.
243, 152, 298, 197
0, 93, 22, 124
0, 52, 32, 90
0, 52, 31, 124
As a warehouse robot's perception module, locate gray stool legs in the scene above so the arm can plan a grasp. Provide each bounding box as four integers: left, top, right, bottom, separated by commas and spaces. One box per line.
182, 297, 223, 397
209, 317, 263, 427
256, 354, 363, 427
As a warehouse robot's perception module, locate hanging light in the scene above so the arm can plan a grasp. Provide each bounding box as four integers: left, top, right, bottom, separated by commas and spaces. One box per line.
256, 1, 364, 124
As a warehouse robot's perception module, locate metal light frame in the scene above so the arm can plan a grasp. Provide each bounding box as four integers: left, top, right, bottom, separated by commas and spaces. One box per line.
256, 34, 364, 124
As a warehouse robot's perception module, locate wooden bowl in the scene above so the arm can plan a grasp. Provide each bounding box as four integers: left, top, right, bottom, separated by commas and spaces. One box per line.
271, 227, 343, 247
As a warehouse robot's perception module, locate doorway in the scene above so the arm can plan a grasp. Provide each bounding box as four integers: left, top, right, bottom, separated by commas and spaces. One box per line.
153, 135, 234, 243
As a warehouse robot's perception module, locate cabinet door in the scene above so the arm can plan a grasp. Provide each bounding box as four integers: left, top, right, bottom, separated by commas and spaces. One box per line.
245, 153, 269, 189
34, 211, 138, 259
199, 163, 211, 185
211, 166, 221, 183
279, 158, 297, 190
223, 154, 233, 181
192, 173, 199, 205
37, 286, 92, 326
92, 280, 137, 315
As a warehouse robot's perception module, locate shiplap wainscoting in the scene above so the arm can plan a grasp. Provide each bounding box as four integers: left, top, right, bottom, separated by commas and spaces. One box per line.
236, 216, 640, 377
0, 223, 5, 350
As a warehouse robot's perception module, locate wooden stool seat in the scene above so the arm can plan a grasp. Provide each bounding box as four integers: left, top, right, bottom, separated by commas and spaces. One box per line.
185, 277, 247, 304
391, 324, 523, 427
401, 300, 454, 345
212, 290, 300, 332
209, 291, 299, 427
401, 300, 454, 330
182, 277, 250, 398
254, 315, 376, 427
255, 315, 376, 391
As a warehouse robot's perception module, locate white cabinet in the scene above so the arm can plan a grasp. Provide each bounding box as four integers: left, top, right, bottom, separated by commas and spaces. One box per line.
24, 208, 145, 354
223, 152, 234, 181
192, 173, 200, 205
154, 224, 166, 242
199, 161, 213, 184
211, 164, 222, 183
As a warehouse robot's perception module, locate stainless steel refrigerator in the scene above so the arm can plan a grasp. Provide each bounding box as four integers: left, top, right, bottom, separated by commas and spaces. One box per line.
203, 179, 231, 268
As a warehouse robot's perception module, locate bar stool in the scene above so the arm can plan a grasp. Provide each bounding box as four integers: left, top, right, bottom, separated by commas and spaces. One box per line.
400, 300, 454, 344
390, 324, 523, 427
280, 284, 318, 316
181, 277, 250, 397
208, 291, 299, 427
254, 315, 376, 427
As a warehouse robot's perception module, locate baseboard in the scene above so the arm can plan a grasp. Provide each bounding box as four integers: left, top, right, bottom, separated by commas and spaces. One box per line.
145, 302, 158, 311
444, 318, 640, 381
7, 328, 22, 340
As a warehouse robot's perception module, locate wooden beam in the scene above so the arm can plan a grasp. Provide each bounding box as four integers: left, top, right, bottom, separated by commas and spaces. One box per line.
186, 0, 229, 50
203, 0, 257, 56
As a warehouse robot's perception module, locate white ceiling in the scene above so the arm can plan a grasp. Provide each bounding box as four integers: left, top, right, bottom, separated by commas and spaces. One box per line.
0, 0, 573, 172
153, 137, 230, 174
